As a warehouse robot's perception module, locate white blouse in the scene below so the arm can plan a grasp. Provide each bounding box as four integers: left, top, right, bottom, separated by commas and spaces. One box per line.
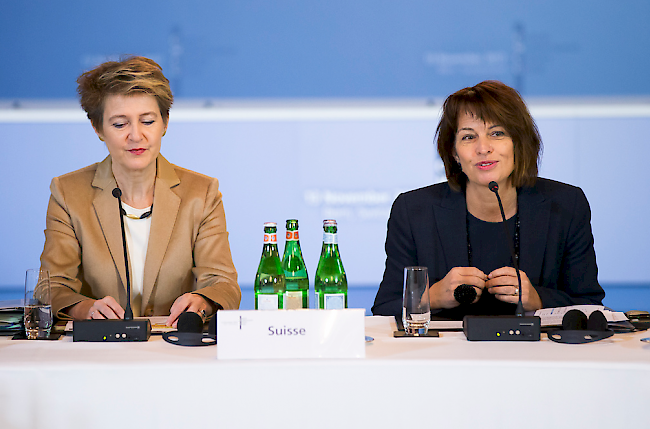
121, 202, 152, 317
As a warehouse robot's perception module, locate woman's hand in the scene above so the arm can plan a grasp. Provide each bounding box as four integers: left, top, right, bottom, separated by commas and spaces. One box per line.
166, 293, 216, 328
486, 267, 542, 311
67, 296, 125, 320
430, 267, 487, 309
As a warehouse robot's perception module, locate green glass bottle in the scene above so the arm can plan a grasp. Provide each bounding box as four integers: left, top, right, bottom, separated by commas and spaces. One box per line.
254, 222, 285, 310
314, 219, 348, 309
281, 219, 309, 309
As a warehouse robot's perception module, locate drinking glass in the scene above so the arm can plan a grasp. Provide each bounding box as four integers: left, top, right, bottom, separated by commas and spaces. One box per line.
402, 266, 430, 336
24, 269, 52, 339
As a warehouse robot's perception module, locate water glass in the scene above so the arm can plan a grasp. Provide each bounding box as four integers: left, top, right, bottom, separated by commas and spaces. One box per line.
24, 269, 52, 339
402, 266, 430, 336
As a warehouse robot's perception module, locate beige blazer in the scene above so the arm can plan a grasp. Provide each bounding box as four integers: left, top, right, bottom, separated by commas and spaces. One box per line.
41, 154, 240, 319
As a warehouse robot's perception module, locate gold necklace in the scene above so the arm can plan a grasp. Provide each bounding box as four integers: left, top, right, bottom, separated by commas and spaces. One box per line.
120, 203, 153, 220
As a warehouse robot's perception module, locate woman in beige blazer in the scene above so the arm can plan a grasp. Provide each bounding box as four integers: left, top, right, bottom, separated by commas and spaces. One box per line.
40, 56, 240, 327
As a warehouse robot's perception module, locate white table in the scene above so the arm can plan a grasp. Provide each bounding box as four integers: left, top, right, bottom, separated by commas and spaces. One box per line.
1, 316, 649, 429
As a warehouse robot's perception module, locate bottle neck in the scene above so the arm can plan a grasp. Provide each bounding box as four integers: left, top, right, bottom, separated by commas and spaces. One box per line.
263, 232, 280, 256
322, 231, 337, 245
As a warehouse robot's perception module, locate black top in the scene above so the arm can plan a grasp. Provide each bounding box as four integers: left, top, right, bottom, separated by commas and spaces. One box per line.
453, 212, 518, 319
371, 178, 605, 320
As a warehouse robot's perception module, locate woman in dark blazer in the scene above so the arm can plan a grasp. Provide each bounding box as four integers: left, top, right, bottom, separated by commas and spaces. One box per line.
372, 81, 604, 319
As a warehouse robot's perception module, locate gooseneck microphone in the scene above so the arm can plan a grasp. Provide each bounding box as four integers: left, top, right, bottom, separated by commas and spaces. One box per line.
462, 181, 541, 341
112, 188, 134, 321
72, 188, 151, 342
488, 181, 524, 317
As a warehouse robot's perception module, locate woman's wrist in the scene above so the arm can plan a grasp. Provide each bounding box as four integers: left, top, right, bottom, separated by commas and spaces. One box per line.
66, 300, 94, 320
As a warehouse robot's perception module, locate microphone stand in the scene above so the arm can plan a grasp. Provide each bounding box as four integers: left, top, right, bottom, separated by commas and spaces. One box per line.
112, 188, 134, 321
488, 181, 524, 317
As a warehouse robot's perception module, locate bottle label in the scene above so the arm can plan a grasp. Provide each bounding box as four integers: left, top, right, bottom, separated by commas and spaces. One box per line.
323, 232, 337, 244
286, 231, 299, 241
284, 291, 304, 309
257, 294, 279, 310
263, 233, 277, 244
324, 293, 345, 309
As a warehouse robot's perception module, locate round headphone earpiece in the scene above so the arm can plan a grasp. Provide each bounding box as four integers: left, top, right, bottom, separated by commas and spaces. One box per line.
177, 311, 203, 333
562, 309, 587, 330
587, 310, 608, 331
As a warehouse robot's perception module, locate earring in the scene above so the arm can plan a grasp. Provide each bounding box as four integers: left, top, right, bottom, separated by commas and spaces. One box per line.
98, 136, 104, 142
162, 130, 166, 137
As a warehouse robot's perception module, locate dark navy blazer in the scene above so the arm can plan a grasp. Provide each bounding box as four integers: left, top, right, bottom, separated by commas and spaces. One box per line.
372, 178, 605, 319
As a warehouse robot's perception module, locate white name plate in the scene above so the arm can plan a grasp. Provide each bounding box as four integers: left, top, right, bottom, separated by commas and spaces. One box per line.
217, 309, 366, 360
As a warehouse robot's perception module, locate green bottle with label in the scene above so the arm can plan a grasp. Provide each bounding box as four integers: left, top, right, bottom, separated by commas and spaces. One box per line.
314, 219, 348, 309
281, 219, 309, 309
254, 222, 285, 310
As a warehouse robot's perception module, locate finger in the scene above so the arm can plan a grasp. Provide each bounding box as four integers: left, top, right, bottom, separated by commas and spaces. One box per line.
166, 307, 182, 328
488, 266, 517, 279
89, 306, 101, 319
166, 295, 192, 327
486, 282, 515, 293
455, 267, 488, 280
494, 293, 519, 304
457, 277, 487, 290
101, 296, 126, 319
486, 274, 517, 288
99, 305, 121, 319
94, 299, 122, 319
167, 309, 185, 329
89, 304, 108, 319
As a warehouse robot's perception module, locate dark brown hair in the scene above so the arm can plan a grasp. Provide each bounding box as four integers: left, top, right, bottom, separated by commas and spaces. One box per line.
436, 80, 542, 191
77, 56, 173, 132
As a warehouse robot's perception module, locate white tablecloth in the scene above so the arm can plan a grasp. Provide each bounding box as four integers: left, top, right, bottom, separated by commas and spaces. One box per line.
1, 316, 649, 429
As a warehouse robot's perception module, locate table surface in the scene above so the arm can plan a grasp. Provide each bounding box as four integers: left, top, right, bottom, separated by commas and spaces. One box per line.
1, 316, 649, 429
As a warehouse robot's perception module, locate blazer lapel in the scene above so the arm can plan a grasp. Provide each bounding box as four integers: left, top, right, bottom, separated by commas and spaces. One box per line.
518, 185, 550, 285
141, 155, 181, 311
91, 157, 128, 296
433, 187, 469, 268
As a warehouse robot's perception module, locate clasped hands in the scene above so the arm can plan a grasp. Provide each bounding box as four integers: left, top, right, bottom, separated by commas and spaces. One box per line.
430, 266, 542, 311
69, 293, 215, 328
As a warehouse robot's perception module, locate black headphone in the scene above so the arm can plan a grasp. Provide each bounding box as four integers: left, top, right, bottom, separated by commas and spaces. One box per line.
547, 309, 614, 344
162, 311, 217, 347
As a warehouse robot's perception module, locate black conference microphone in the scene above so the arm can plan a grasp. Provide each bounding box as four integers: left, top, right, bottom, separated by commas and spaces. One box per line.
112, 188, 134, 320
72, 188, 151, 342
462, 181, 541, 341
488, 181, 524, 317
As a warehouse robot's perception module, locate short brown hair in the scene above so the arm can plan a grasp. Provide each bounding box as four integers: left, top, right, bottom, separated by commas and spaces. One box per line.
436, 80, 542, 191
77, 56, 173, 132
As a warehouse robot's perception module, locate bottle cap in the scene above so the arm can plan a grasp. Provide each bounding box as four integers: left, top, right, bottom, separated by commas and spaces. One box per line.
263, 222, 277, 227
323, 219, 337, 226
286, 219, 299, 228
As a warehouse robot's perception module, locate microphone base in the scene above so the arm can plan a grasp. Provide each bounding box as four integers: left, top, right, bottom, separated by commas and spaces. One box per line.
73, 319, 151, 342
463, 315, 541, 341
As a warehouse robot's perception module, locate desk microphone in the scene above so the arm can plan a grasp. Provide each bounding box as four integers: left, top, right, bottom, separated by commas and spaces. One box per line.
112, 188, 134, 320
462, 181, 541, 341
72, 188, 151, 342
489, 181, 524, 317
